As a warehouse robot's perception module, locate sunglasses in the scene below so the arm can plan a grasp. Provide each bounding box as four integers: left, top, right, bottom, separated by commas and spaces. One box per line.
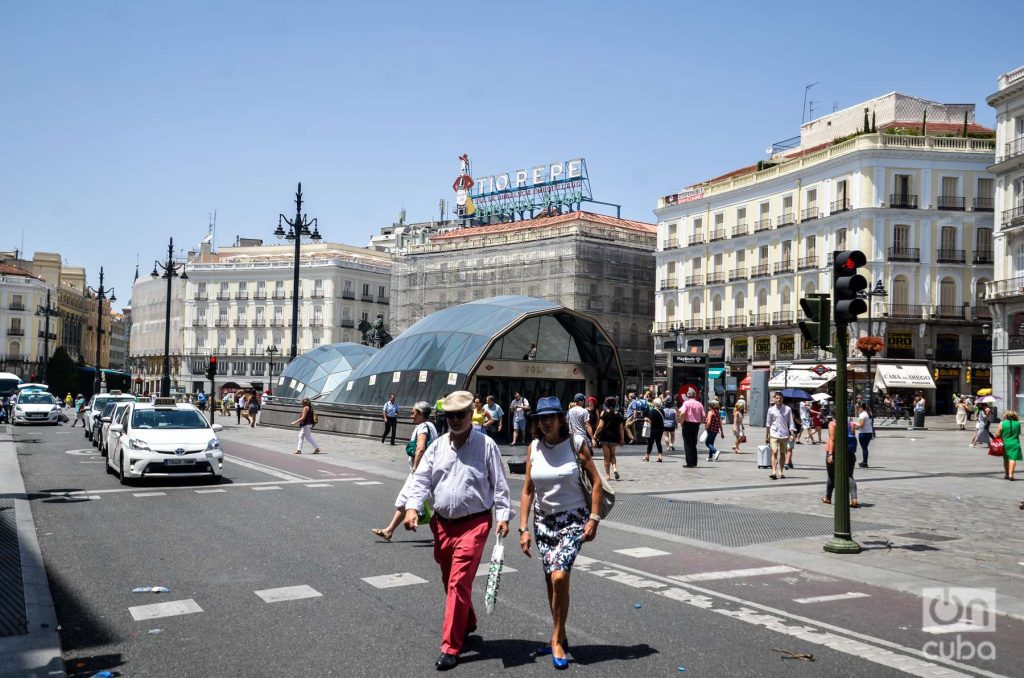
444, 411, 470, 420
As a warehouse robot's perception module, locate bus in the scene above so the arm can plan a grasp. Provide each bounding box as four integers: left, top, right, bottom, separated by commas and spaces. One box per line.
0, 372, 23, 399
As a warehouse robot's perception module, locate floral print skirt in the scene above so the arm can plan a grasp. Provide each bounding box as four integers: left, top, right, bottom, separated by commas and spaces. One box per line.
534, 505, 587, 574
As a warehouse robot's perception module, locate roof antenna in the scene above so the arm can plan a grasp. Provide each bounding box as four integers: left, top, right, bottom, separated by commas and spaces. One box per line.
802, 82, 819, 124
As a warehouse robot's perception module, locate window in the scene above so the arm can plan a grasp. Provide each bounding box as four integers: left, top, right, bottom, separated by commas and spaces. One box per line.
361, 311, 369, 322
273, 307, 283, 323
835, 179, 848, 204
941, 176, 958, 197
759, 245, 769, 262
736, 207, 746, 223
757, 289, 768, 312
736, 249, 745, 264
1016, 177, 1024, 208
196, 335, 206, 348
734, 291, 745, 312
976, 228, 992, 253
344, 280, 353, 292
940, 226, 957, 251
274, 281, 284, 294
782, 195, 793, 212
313, 279, 324, 296
378, 284, 386, 298
978, 178, 994, 201
836, 228, 847, 249
713, 253, 722, 271
782, 240, 792, 261
714, 213, 724, 228
362, 283, 370, 296
895, 173, 912, 197
939, 278, 956, 308
892, 276, 909, 306
1014, 245, 1024, 277
255, 307, 265, 323
805, 235, 816, 256
692, 258, 702, 272
806, 189, 817, 209
893, 224, 910, 250
197, 282, 207, 293
759, 202, 769, 217
238, 281, 247, 293
219, 282, 229, 294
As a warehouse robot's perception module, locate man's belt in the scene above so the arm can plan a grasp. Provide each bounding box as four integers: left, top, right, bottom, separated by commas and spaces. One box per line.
434, 509, 491, 524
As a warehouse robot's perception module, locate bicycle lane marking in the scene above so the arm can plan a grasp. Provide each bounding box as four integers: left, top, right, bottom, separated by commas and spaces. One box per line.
572, 555, 1006, 678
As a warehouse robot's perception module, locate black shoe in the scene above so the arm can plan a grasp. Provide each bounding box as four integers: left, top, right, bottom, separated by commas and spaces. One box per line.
859, 463, 868, 468
436, 653, 458, 671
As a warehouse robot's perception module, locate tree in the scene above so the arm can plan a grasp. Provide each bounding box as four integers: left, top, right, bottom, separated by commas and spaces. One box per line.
46, 346, 79, 400
871, 111, 876, 133
863, 109, 870, 133
963, 110, 969, 137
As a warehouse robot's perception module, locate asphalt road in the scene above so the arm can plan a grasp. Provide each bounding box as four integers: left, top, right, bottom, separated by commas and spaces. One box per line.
12, 423, 1021, 677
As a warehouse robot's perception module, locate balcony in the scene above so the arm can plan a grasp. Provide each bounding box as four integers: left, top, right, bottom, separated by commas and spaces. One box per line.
216, 292, 231, 300
750, 313, 770, 327
272, 291, 286, 299
972, 305, 992, 321
310, 292, 325, 299
340, 319, 354, 328
1000, 135, 1024, 163
888, 247, 920, 262
932, 305, 965, 320
800, 206, 819, 221
361, 294, 374, 302
889, 193, 918, 209
777, 347, 795, 360
687, 233, 704, 246
309, 319, 324, 327
681, 275, 701, 287
7, 327, 24, 336
750, 263, 770, 279
658, 279, 678, 291
8, 303, 25, 311
233, 319, 248, 327
728, 267, 748, 281
797, 255, 818, 271
253, 292, 267, 300
251, 319, 267, 327
732, 223, 748, 237
772, 261, 794, 275
885, 304, 927, 318
194, 293, 208, 301
1002, 205, 1024, 229
234, 292, 249, 300
730, 351, 749, 362
727, 314, 748, 327
771, 311, 794, 325
270, 319, 286, 327
830, 198, 850, 214
707, 316, 725, 330
974, 250, 994, 265
662, 237, 679, 250
776, 213, 795, 227
936, 248, 965, 264
214, 319, 229, 327
937, 196, 965, 211
709, 228, 725, 242
705, 271, 725, 285
974, 197, 994, 212
192, 319, 207, 326
376, 296, 390, 305
341, 291, 355, 300
753, 218, 771, 233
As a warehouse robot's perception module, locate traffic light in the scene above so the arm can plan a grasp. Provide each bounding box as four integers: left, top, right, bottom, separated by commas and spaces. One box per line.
206, 356, 218, 380
833, 250, 868, 325
798, 294, 831, 350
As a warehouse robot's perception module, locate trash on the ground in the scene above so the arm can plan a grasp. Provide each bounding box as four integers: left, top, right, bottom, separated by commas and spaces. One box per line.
133, 586, 171, 593
678, 666, 686, 672
148, 628, 163, 634
91, 672, 114, 678
773, 648, 815, 661
634, 603, 642, 609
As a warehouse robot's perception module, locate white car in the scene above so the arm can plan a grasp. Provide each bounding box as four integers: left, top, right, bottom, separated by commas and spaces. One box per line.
100, 402, 133, 457
107, 398, 224, 485
12, 391, 61, 425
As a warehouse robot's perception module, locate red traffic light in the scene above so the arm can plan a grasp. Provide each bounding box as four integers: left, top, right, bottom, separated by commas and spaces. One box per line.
209, 356, 217, 365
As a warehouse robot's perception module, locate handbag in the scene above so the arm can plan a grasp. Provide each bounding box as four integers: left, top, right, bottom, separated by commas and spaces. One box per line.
989, 437, 1005, 457
739, 434, 747, 443
699, 429, 708, 444
570, 434, 615, 519
641, 420, 651, 438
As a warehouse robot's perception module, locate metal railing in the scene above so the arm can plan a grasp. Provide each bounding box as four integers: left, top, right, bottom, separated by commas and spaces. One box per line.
974, 197, 994, 212
658, 279, 678, 291
310, 292, 325, 299
687, 233, 704, 245
777, 348, 795, 360
8, 303, 24, 311
885, 304, 927, 318
936, 248, 965, 263
727, 314, 747, 327
340, 319, 354, 328
663, 237, 680, 250
705, 272, 725, 284
684, 275, 703, 287
709, 228, 725, 242
750, 263, 770, 278
707, 316, 724, 330
6, 327, 24, 336
191, 319, 207, 326
753, 218, 771, 232
233, 319, 248, 327
932, 305, 965, 319
797, 255, 818, 270
777, 213, 795, 227
773, 261, 794, 275
214, 319, 229, 327
937, 196, 965, 210
771, 311, 794, 325
972, 306, 993, 321
729, 267, 748, 281
830, 198, 850, 213
1002, 205, 1024, 229
270, 320, 286, 327
801, 206, 819, 221
889, 193, 918, 209
251, 319, 267, 327
753, 351, 772, 361
253, 292, 267, 300
888, 247, 920, 262
272, 291, 286, 299
750, 313, 770, 327
732, 223, 748, 237
341, 291, 355, 300
194, 293, 208, 301
376, 296, 390, 305
361, 294, 374, 302
235, 292, 249, 300
974, 250, 994, 264
216, 292, 231, 300
309, 319, 324, 327
1001, 135, 1024, 163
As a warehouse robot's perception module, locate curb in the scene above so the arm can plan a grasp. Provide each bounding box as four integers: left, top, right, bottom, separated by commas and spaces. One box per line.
0, 428, 65, 677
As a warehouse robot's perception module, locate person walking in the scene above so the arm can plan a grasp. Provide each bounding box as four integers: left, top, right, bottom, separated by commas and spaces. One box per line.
381, 393, 399, 445
566, 393, 592, 440
765, 392, 796, 480
955, 397, 969, 431
662, 399, 677, 452
402, 391, 513, 672
971, 404, 992, 448
64, 393, 72, 409
471, 396, 491, 431
810, 401, 823, 443
704, 400, 724, 462
800, 401, 816, 444
732, 396, 746, 453
643, 398, 666, 462
235, 393, 243, 424
679, 389, 705, 468
373, 401, 438, 542
289, 397, 321, 454
623, 393, 639, 444
821, 416, 859, 508
483, 395, 504, 441
853, 402, 874, 467
1001, 410, 1021, 481
510, 392, 530, 446
518, 396, 602, 670
586, 397, 599, 443
247, 391, 260, 428
71, 394, 86, 428
593, 396, 624, 479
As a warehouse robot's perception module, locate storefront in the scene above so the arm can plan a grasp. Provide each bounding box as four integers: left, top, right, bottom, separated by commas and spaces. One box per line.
670, 353, 709, 405
873, 363, 937, 411
933, 366, 961, 414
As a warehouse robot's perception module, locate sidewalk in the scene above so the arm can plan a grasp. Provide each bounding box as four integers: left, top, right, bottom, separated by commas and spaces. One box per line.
0, 428, 64, 678
220, 416, 1024, 621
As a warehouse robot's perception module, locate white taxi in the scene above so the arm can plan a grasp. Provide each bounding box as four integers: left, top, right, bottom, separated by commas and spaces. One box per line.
106, 398, 224, 484
12, 391, 61, 425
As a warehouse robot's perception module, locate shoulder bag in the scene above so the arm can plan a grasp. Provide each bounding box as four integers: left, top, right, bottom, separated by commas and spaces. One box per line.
570, 434, 615, 519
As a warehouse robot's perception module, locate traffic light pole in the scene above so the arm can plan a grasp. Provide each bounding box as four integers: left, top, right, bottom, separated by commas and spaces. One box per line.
209, 375, 216, 426
824, 322, 861, 554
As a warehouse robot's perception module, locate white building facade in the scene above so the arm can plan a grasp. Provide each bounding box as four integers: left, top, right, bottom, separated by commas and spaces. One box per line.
654, 93, 996, 414
984, 66, 1024, 412
0, 263, 59, 378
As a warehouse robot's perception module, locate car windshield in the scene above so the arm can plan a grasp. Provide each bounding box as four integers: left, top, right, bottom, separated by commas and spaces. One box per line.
102, 403, 117, 417
131, 409, 209, 430
94, 396, 132, 410
19, 393, 55, 405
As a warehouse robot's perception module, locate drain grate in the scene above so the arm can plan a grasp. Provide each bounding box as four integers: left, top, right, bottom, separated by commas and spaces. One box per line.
610, 495, 895, 548
0, 499, 28, 636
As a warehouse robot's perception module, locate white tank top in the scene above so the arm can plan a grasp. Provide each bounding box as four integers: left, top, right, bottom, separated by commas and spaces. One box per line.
529, 438, 588, 512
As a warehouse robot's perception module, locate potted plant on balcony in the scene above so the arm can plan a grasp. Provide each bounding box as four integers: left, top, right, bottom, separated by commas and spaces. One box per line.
856, 336, 885, 357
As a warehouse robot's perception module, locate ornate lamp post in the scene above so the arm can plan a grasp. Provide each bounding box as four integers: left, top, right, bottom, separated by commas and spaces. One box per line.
86, 268, 116, 395
35, 288, 59, 383
265, 345, 280, 395
151, 238, 188, 397
273, 183, 322, 360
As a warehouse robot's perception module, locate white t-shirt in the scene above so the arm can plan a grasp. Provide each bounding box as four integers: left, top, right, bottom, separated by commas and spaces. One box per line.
566, 405, 590, 437
858, 411, 874, 434
529, 437, 587, 512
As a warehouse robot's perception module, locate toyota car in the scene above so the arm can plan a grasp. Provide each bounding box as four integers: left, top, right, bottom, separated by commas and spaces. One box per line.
106, 398, 224, 484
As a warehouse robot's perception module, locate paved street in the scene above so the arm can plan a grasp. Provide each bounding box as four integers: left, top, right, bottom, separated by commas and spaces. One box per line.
3, 419, 1023, 677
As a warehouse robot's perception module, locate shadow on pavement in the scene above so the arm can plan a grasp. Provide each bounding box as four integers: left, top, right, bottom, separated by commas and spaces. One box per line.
45, 565, 123, 674
63, 653, 126, 677
457, 637, 658, 669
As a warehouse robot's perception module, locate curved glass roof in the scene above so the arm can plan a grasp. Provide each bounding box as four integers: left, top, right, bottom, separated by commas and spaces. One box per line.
274, 343, 377, 401
327, 296, 620, 406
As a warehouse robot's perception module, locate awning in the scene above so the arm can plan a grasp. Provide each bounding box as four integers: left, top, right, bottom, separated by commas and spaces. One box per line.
768, 368, 836, 389
873, 364, 936, 391
739, 376, 751, 389
708, 367, 725, 379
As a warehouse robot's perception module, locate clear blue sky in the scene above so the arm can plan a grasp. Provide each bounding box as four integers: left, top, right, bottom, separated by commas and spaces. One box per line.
2, 0, 1021, 308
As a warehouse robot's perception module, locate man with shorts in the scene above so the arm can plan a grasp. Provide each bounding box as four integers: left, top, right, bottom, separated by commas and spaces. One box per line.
764, 392, 796, 480
509, 392, 529, 446
71, 394, 86, 428
566, 392, 593, 439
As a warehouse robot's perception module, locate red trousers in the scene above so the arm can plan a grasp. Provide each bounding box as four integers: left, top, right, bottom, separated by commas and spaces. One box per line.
430, 512, 492, 654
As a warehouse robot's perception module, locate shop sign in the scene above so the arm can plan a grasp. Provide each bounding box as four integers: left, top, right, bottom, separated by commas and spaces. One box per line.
754, 337, 771, 354
936, 367, 960, 379
673, 354, 707, 365
887, 330, 913, 349
973, 367, 991, 379
778, 336, 795, 353
732, 338, 748, 357
664, 185, 706, 206
458, 156, 592, 221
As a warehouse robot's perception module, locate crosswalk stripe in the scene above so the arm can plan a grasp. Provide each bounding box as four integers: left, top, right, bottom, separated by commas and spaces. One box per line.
132, 492, 167, 498
254, 585, 322, 603
794, 592, 871, 604
362, 573, 428, 589
670, 565, 799, 582
614, 547, 671, 559
304, 483, 333, 488
334, 477, 367, 482
195, 489, 227, 494
129, 599, 203, 621
252, 486, 281, 491
355, 481, 382, 486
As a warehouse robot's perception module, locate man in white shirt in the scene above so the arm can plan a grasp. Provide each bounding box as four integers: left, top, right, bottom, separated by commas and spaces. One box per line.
404, 391, 513, 671
510, 392, 529, 446
566, 392, 593, 439
764, 392, 796, 480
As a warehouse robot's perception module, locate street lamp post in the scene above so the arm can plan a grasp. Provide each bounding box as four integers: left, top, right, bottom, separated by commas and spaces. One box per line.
273, 183, 322, 360
861, 279, 887, 406
265, 345, 280, 395
35, 288, 59, 383
151, 238, 188, 397
86, 268, 116, 396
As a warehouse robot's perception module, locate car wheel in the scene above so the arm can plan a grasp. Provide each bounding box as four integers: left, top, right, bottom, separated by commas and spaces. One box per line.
118, 454, 132, 486
105, 455, 115, 475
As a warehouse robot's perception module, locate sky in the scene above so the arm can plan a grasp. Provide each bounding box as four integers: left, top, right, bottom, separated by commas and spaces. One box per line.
2, 0, 1021, 310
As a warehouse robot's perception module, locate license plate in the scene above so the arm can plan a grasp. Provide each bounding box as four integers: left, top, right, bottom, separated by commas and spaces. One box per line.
164, 458, 195, 466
